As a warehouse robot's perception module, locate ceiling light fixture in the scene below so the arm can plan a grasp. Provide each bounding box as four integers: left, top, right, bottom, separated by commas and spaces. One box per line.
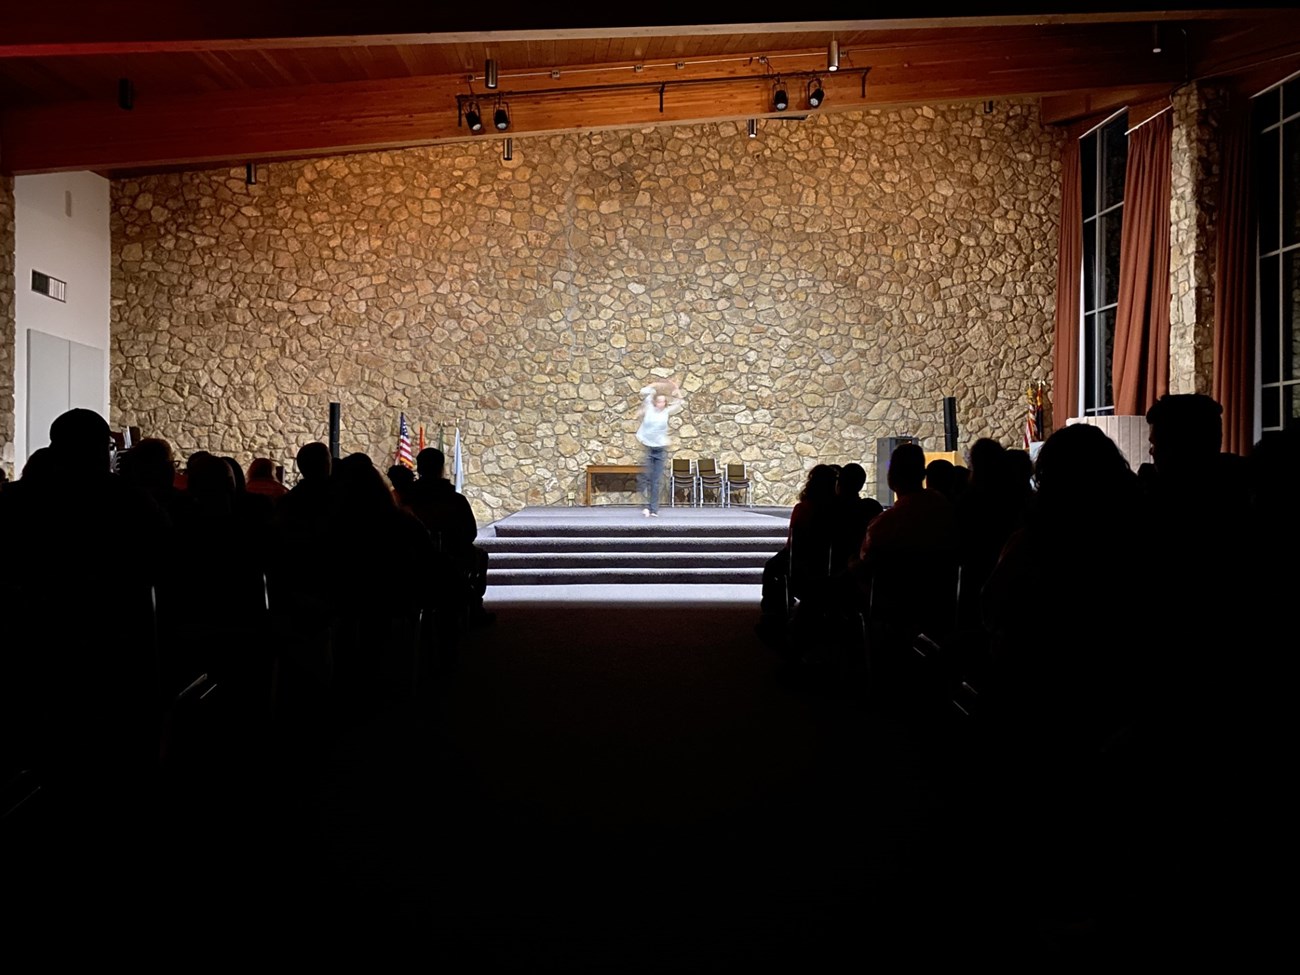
485, 58, 499, 89
503, 138, 513, 161
245, 163, 257, 185
808, 79, 825, 108
464, 101, 483, 133
494, 99, 510, 131
747, 118, 758, 138
827, 39, 839, 73
773, 80, 789, 112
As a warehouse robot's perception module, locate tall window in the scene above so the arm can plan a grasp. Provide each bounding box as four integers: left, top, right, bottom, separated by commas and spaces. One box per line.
1255, 75, 1300, 434
1079, 113, 1128, 417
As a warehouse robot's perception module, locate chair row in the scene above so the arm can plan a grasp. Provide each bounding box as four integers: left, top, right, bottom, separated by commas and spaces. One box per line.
668, 458, 752, 507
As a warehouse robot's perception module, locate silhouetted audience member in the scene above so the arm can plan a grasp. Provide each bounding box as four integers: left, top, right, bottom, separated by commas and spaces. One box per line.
407, 447, 491, 624
119, 436, 191, 524
387, 463, 418, 510
0, 409, 170, 823
1139, 395, 1251, 709
245, 457, 288, 501
832, 462, 883, 575
853, 442, 958, 647
980, 422, 1145, 934
223, 454, 275, 531
757, 464, 842, 642
955, 438, 1030, 650
270, 442, 336, 614
157, 451, 273, 687
330, 454, 439, 706
924, 458, 959, 504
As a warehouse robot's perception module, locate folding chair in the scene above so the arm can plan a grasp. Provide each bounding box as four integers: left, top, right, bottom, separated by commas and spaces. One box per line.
670, 457, 697, 507
696, 458, 724, 506
724, 462, 751, 507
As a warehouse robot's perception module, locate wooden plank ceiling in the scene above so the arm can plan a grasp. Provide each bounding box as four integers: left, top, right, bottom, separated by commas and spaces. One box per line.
1, 3, 1298, 175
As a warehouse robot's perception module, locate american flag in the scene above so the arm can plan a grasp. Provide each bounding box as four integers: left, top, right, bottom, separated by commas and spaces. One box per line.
396, 412, 414, 469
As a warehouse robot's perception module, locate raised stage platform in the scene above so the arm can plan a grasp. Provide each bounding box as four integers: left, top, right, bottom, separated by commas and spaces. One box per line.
477, 505, 791, 604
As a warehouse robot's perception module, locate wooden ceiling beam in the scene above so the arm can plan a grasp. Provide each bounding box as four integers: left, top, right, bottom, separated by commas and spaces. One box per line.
1, 52, 1185, 174
0, 5, 1271, 57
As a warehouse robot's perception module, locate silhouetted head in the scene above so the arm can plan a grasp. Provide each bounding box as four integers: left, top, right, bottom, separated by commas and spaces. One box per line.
220, 457, 246, 493
247, 457, 276, 482
120, 437, 176, 492
21, 446, 58, 485
296, 442, 332, 482
1033, 423, 1134, 511
388, 464, 416, 490
417, 447, 446, 480
925, 458, 958, 500
186, 450, 236, 501
799, 464, 840, 505
1146, 394, 1223, 479
48, 408, 112, 477
837, 462, 867, 497
967, 437, 1006, 486
886, 443, 927, 496
335, 453, 395, 516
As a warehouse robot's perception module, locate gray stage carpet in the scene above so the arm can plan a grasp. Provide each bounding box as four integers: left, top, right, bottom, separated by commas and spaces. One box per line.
478, 504, 791, 602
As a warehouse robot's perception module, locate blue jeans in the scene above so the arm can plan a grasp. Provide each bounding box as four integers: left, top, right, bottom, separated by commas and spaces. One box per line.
640, 445, 666, 512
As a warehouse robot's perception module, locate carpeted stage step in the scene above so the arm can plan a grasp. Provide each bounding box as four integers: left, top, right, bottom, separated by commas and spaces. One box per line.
478, 505, 789, 588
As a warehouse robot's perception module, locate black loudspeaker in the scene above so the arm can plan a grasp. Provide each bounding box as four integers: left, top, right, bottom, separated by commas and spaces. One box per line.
328, 402, 341, 460
943, 396, 958, 451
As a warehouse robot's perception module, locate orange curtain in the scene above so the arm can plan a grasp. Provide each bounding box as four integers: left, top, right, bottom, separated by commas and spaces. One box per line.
1051, 130, 1084, 429
1212, 98, 1255, 455
1111, 110, 1173, 416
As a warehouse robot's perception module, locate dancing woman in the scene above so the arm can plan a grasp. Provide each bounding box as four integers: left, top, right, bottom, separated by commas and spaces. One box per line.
635, 377, 685, 516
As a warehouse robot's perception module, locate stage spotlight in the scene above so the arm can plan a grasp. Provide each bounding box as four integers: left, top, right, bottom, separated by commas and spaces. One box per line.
245, 162, 257, 185
465, 101, 483, 133
827, 39, 839, 72
747, 118, 757, 139
503, 137, 513, 161
773, 84, 788, 112
808, 79, 825, 108
485, 57, 499, 89
494, 101, 510, 131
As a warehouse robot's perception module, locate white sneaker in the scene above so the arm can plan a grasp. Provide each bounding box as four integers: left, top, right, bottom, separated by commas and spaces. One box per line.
642, 508, 651, 517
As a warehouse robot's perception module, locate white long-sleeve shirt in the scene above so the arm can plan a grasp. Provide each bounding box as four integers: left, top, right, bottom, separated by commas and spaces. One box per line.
636, 386, 684, 448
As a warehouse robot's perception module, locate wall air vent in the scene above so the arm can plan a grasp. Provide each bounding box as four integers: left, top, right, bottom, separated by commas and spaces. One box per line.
32, 270, 67, 302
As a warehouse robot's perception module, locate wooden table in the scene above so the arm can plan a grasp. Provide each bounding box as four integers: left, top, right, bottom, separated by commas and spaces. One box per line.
585, 464, 644, 505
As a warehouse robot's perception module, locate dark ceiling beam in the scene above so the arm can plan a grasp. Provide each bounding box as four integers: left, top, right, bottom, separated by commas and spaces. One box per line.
0, 4, 1273, 57
1, 50, 1185, 175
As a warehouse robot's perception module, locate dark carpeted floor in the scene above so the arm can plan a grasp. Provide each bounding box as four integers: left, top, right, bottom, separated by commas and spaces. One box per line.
7, 596, 1194, 967
239, 599, 1052, 967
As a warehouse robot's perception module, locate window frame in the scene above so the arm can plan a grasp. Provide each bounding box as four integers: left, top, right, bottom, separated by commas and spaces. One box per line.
1253, 70, 1300, 438
1077, 109, 1129, 419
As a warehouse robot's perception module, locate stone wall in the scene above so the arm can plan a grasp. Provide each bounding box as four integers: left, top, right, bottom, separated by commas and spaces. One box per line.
1168, 83, 1226, 395
111, 102, 1061, 523
0, 176, 14, 479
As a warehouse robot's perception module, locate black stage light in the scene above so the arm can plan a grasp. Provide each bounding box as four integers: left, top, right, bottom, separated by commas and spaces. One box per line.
808, 80, 825, 108
773, 86, 788, 112
466, 102, 483, 132
494, 104, 510, 130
